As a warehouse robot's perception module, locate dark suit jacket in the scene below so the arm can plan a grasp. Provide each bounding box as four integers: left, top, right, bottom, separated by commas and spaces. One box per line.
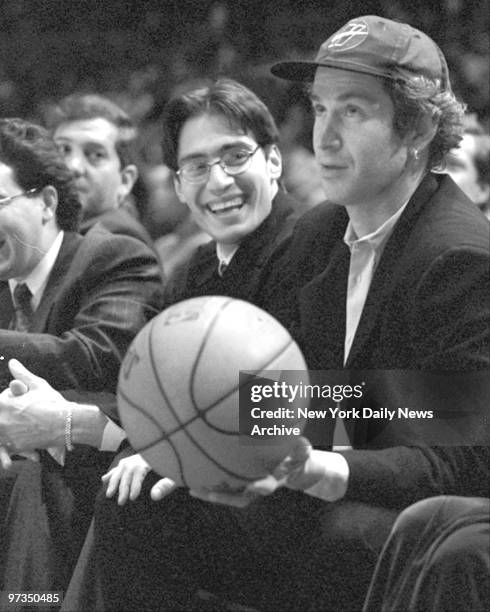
163, 191, 299, 307
0, 227, 164, 412
263, 173, 490, 508
80, 207, 155, 251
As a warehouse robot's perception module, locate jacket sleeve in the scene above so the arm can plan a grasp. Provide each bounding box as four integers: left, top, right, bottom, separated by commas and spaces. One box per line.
0, 233, 164, 393
340, 445, 490, 509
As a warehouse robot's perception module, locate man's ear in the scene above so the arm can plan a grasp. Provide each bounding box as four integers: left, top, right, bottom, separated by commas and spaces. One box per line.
40, 185, 58, 224
117, 164, 138, 205
173, 173, 187, 205
406, 113, 438, 161
266, 144, 282, 181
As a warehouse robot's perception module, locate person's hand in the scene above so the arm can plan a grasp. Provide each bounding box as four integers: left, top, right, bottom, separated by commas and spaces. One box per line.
0, 373, 40, 469
190, 437, 349, 508
102, 453, 151, 504
102, 453, 178, 504
0, 359, 67, 453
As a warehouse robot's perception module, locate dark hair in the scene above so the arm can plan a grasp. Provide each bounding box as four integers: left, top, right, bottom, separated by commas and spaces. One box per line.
162, 78, 280, 171
384, 77, 466, 171
45, 94, 137, 168
0, 118, 81, 231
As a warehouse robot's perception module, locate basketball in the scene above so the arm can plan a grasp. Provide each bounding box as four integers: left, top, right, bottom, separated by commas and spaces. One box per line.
117, 296, 308, 492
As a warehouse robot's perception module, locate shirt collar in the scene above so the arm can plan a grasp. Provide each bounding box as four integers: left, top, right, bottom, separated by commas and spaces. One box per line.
9, 231, 64, 307
216, 242, 239, 267
343, 201, 409, 253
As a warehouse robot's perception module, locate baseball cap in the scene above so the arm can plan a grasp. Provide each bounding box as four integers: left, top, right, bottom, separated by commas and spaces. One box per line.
271, 15, 451, 90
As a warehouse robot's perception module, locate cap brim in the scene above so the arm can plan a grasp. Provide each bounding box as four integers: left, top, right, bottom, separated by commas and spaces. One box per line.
270, 61, 318, 81
270, 59, 393, 82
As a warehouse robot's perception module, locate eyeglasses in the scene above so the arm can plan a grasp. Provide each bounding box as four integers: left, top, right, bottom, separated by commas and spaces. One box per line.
177, 145, 260, 184
0, 188, 38, 209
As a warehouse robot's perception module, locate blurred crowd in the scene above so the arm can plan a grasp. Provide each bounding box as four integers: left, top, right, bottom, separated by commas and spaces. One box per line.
0, 1, 487, 279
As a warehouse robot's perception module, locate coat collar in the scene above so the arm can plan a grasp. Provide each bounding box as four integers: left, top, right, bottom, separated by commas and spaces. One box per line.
192, 191, 297, 288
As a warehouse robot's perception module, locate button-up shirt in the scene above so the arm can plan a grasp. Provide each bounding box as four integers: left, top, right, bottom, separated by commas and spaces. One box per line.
343, 203, 408, 364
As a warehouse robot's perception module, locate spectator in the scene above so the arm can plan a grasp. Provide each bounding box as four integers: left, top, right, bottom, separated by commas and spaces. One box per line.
444, 113, 490, 218
0, 117, 163, 593
45, 93, 154, 246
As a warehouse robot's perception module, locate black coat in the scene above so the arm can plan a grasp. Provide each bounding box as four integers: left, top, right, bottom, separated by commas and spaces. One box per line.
163, 190, 299, 308
263, 173, 490, 507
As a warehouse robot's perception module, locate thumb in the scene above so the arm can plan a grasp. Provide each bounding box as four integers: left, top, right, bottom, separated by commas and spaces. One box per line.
271, 436, 312, 480
9, 380, 29, 397
8, 359, 44, 389
150, 478, 177, 501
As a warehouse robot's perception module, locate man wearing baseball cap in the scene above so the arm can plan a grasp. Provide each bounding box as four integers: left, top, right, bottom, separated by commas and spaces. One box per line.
254, 14, 487, 610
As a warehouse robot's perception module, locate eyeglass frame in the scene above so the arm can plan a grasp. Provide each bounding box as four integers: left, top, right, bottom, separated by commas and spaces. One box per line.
176, 145, 261, 184
0, 188, 39, 209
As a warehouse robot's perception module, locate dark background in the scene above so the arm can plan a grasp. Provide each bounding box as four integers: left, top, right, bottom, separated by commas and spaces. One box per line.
0, 0, 488, 176
0, 1, 487, 117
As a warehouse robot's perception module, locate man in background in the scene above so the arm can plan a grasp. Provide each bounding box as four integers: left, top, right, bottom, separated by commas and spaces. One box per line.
445, 113, 490, 218
45, 93, 154, 245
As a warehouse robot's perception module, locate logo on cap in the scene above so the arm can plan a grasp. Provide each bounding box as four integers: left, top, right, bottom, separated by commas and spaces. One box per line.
327, 20, 368, 52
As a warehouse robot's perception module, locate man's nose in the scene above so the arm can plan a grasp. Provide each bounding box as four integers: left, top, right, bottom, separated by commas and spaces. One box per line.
316, 114, 341, 150
64, 151, 86, 176
207, 162, 235, 191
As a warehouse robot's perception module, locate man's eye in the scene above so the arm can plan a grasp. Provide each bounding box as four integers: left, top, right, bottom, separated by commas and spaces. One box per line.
226, 150, 250, 164
344, 106, 361, 118
87, 150, 106, 163
311, 103, 326, 116
57, 143, 71, 156
188, 161, 208, 173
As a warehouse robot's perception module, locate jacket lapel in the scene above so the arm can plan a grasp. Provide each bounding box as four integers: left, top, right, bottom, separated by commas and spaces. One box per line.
300, 240, 350, 369
0, 281, 14, 328
345, 174, 440, 366
30, 232, 82, 332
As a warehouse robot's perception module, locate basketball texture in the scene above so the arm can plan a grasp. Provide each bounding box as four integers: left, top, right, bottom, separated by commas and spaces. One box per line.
117, 296, 308, 491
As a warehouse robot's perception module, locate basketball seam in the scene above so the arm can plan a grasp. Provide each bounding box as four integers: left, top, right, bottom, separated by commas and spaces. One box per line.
119, 320, 186, 482
189, 296, 235, 412
196, 338, 296, 434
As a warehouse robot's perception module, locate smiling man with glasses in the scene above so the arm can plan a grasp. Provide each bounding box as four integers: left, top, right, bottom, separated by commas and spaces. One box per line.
91, 78, 300, 612
166, 79, 287, 263
156, 78, 298, 301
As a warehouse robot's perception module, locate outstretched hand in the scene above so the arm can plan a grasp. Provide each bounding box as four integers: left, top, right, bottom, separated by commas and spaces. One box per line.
0, 359, 66, 458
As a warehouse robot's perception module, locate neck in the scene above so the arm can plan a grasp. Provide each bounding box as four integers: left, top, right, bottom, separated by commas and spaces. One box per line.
13, 225, 61, 283
42, 223, 61, 250
346, 169, 426, 238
